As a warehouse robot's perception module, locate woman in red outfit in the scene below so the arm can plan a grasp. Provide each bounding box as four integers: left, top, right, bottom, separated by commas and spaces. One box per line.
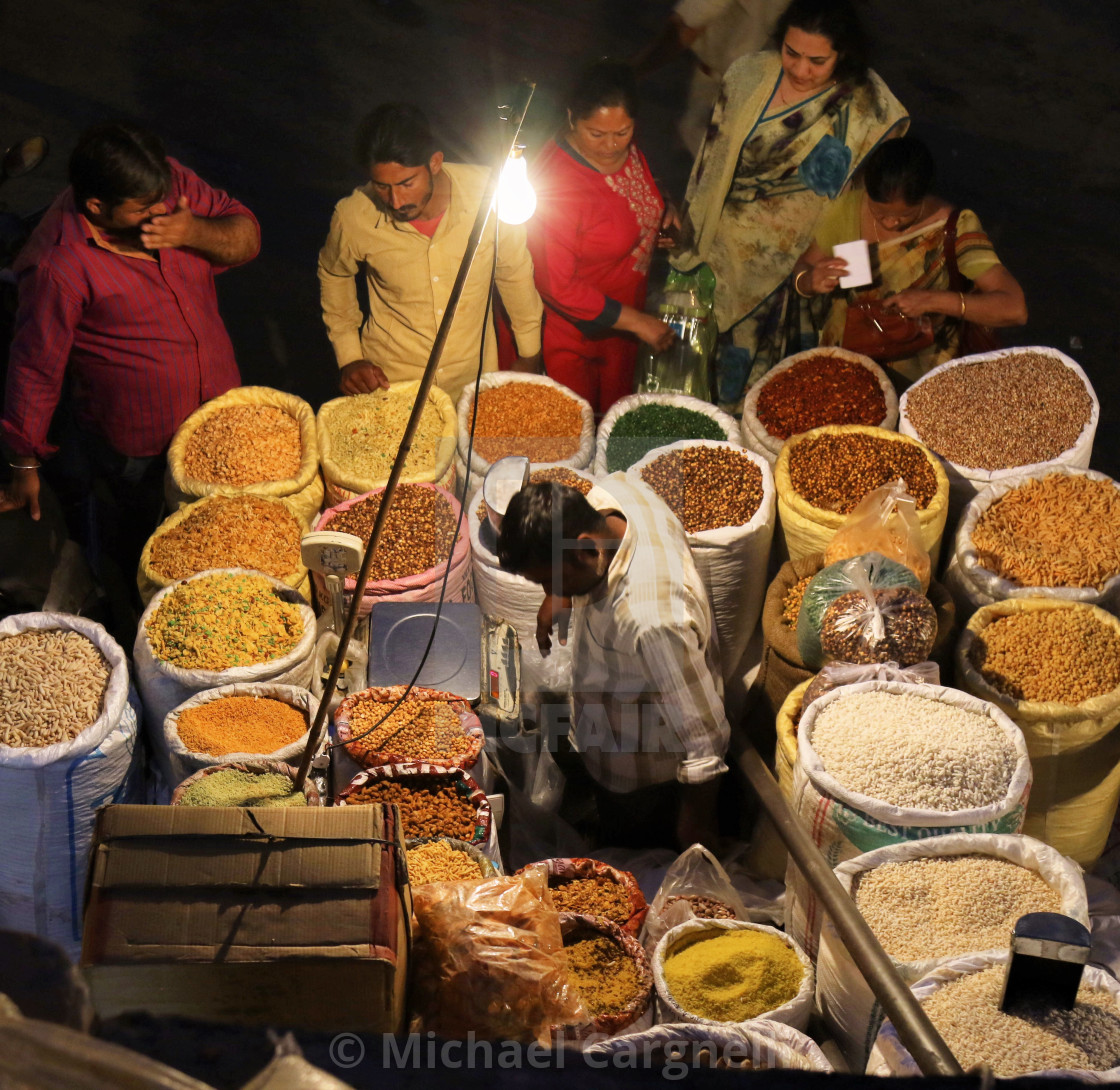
528, 60, 678, 414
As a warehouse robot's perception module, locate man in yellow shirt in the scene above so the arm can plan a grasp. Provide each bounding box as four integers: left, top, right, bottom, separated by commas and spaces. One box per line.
318, 103, 543, 404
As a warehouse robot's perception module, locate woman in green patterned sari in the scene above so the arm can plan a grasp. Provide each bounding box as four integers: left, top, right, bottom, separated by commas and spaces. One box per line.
674, 0, 907, 409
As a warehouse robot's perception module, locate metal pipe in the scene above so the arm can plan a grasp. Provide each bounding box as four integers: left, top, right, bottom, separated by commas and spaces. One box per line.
730, 726, 963, 1077
293, 82, 537, 790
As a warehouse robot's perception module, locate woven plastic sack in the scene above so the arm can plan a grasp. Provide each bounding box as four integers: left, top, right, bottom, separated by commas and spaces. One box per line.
137, 493, 310, 606
134, 569, 317, 786
312, 484, 471, 618
516, 858, 649, 937
595, 393, 739, 477
0, 613, 140, 958
165, 386, 323, 524
652, 919, 814, 1031
957, 598, 1120, 867
159, 682, 316, 792
456, 373, 595, 502
170, 759, 322, 806
741, 347, 898, 463
868, 951, 1120, 1081
786, 679, 1032, 959
946, 466, 1120, 620
898, 346, 1098, 528
584, 1018, 832, 1072
773, 424, 949, 565
817, 832, 1088, 1073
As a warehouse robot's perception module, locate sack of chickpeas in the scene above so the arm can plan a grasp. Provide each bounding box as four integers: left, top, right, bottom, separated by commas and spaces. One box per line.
785, 679, 1031, 959
456, 374, 595, 502
165, 386, 324, 524
317, 380, 458, 507
816, 832, 1089, 1073
956, 598, 1120, 867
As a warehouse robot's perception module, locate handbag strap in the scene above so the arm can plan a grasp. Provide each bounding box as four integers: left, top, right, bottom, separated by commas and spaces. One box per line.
942, 208, 967, 292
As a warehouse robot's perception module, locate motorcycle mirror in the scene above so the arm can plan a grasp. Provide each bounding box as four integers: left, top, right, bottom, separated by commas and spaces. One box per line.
1, 136, 49, 182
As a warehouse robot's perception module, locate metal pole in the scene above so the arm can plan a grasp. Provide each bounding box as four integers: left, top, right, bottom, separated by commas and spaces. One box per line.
293, 83, 537, 791
730, 726, 964, 1077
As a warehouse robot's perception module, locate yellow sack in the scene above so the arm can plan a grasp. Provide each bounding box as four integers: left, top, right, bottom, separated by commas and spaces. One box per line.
773, 424, 949, 566
137, 494, 311, 606
957, 598, 1120, 868
317, 380, 457, 505
166, 386, 323, 523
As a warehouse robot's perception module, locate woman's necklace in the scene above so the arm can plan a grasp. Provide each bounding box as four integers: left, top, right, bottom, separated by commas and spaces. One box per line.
868, 197, 927, 242
776, 75, 834, 109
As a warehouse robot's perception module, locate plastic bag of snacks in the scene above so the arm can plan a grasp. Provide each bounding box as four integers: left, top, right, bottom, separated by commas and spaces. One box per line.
819, 582, 937, 668
802, 660, 940, 713
516, 857, 649, 937
410, 867, 586, 1044
823, 479, 931, 590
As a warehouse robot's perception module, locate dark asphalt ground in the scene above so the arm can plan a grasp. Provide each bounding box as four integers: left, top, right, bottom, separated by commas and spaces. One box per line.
2, 0, 1118, 478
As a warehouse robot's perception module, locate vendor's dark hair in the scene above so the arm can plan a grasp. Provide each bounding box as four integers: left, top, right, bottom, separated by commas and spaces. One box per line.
69, 122, 171, 210
497, 483, 607, 575
864, 136, 936, 204
567, 59, 639, 122
355, 103, 439, 168
772, 0, 869, 85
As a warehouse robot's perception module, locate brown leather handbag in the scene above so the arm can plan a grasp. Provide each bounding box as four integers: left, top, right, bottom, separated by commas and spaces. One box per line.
841, 297, 935, 362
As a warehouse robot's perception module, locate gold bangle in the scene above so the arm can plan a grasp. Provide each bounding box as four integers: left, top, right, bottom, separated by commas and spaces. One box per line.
959, 291, 966, 318
8, 461, 41, 471
794, 269, 813, 298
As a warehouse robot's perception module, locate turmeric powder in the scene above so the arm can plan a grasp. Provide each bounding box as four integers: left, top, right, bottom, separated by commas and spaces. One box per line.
662, 928, 802, 1022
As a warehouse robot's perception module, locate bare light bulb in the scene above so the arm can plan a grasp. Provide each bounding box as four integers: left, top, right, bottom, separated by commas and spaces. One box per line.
496, 154, 536, 225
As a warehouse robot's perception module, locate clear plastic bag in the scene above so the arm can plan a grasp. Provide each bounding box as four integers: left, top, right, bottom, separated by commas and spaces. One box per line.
819, 578, 937, 667
801, 660, 940, 717
823, 480, 931, 590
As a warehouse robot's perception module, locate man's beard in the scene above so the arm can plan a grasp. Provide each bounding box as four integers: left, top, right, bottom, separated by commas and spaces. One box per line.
376, 178, 435, 222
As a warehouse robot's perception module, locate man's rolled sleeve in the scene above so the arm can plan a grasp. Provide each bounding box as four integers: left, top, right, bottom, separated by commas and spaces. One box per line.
318, 208, 367, 367
170, 158, 260, 270
494, 221, 542, 357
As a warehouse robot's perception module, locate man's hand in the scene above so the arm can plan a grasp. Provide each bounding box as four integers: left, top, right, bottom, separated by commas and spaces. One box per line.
535, 594, 571, 655
510, 351, 544, 375
676, 779, 721, 851
141, 195, 196, 251
339, 359, 391, 395
0, 466, 42, 520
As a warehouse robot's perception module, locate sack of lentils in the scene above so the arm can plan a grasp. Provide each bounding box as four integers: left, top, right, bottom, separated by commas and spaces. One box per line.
595, 393, 739, 476
945, 466, 1120, 620
817, 832, 1088, 1073
469, 466, 596, 697
334, 684, 484, 772
317, 380, 458, 506
899, 346, 1098, 529
0, 613, 139, 959
171, 759, 320, 807
653, 919, 814, 1031
312, 483, 471, 617
165, 386, 323, 524
134, 569, 317, 791
868, 951, 1120, 1079
160, 682, 315, 791
515, 858, 649, 938
138, 493, 310, 606
456, 373, 595, 502
631, 440, 775, 683
786, 679, 1031, 959
773, 424, 949, 566
957, 599, 1120, 867
742, 348, 898, 464
338, 762, 491, 846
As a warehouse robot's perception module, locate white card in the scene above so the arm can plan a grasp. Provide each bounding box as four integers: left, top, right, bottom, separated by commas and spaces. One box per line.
833, 239, 872, 289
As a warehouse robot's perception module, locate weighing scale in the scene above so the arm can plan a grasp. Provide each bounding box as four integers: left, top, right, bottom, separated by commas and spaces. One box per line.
300, 530, 365, 634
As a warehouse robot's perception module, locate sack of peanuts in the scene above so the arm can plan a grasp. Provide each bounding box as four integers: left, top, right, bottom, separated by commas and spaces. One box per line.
595, 393, 740, 476
0, 613, 140, 958
629, 440, 775, 684
312, 484, 472, 618
816, 832, 1089, 1073
159, 682, 316, 791
956, 599, 1120, 867
318, 380, 458, 507
786, 680, 1032, 959
456, 374, 595, 502
138, 493, 311, 606
134, 569, 318, 797
944, 466, 1120, 621
165, 386, 324, 524
741, 347, 898, 464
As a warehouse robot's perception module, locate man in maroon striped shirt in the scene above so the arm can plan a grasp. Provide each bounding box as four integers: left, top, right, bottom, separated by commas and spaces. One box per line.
0, 123, 259, 610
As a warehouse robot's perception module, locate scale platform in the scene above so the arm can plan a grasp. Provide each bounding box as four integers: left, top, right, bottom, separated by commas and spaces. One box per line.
367, 602, 482, 702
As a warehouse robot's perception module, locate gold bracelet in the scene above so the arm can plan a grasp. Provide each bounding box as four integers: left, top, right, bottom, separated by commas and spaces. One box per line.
959, 291, 966, 318
793, 269, 813, 298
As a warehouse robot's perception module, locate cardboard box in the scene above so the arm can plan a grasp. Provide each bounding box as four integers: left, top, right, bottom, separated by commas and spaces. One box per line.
81, 803, 409, 1033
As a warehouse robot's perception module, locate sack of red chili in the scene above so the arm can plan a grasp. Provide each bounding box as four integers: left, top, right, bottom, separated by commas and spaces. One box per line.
516, 857, 649, 937
742, 348, 897, 463
338, 762, 491, 845
334, 685, 484, 771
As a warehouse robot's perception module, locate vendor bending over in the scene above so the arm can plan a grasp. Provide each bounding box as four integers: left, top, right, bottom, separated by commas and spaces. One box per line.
497, 476, 729, 850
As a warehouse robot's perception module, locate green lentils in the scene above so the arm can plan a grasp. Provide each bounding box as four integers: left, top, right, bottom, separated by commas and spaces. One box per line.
178, 768, 307, 807
606, 405, 725, 473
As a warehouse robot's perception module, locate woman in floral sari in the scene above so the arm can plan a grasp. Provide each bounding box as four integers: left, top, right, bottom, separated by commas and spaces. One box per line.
674, 0, 907, 409
795, 135, 1028, 385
